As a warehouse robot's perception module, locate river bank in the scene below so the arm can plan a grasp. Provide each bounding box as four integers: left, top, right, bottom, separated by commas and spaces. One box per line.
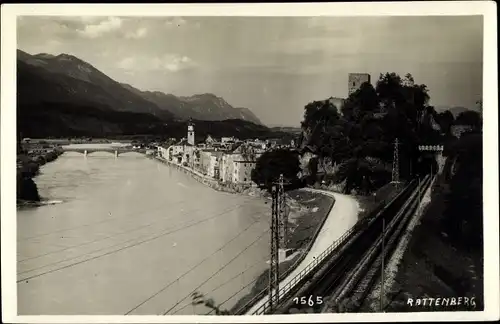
17, 148, 63, 205
153, 156, 266, 197
16, 151, 275, 315
152, 155, 345, 314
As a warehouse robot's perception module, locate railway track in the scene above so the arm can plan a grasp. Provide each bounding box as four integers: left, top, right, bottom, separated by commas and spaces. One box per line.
265, 175, 432, 314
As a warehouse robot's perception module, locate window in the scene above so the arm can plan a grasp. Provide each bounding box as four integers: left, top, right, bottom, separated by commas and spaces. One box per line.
244, 178, 247, 182
352, 81, 356, 86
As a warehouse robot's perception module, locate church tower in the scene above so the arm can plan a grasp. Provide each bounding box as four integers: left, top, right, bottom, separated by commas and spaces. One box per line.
187, 120, 195, 146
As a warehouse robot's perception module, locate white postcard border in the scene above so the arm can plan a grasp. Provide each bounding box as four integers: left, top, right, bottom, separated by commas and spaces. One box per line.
1, 2, 498, 323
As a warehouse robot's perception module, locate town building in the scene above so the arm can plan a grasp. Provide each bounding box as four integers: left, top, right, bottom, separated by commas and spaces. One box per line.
156, 122, 266, 185
208, 151, 224, 179
232, 160, 256, 183
205, 135, 216, 146
221, 137, 237, 144
166, 140, 192, 164
219, 143, 262, 183
198, 150, 212, 174
160, 123, 197, 164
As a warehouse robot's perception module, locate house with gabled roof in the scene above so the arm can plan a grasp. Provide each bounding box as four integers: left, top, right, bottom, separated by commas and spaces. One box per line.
205, 135, 216, 145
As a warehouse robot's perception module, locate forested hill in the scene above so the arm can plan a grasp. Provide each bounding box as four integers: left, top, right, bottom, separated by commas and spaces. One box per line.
297, 72, 482, 195
17, 49, 264, 128
18, 101, 288, 140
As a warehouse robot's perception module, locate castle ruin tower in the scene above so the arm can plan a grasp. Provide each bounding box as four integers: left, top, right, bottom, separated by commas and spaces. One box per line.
348, 73, 371, 96
187, 120, 195, 146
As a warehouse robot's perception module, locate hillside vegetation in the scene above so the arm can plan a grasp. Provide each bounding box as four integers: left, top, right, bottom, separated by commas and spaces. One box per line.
296, 72, 479, 195
18, 101, 286, 140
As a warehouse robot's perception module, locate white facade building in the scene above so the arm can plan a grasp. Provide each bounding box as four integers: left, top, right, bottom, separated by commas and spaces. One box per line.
232, 160, 256, 183
221, 137, 237, 144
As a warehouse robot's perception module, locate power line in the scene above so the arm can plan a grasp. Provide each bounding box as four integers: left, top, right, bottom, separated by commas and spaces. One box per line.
175, 255, 269, 315
209, 255, 269, 297
19, 199, 246, 265
17, 196, 194, 242
204, 267, 267, 315
232, 284, 269, 315
19, 201, 248, 277
125, 218, 264, 315
19, 203, 250, 283
163, 229, 270, 315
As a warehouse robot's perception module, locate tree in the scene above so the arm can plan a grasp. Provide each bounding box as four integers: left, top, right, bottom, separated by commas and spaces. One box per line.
436, 110, 455, 135
298, 72, 435, 194
341, 82, 380, 122
301, 99, 341, 149
442, 133, 482, 249
455, 110, 481, 130
251, 149, 301, 190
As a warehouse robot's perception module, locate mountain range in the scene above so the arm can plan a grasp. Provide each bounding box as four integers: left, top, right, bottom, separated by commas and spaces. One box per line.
16, 50, 281, 140
119, 83, 262, 124
17, 49, 263, 125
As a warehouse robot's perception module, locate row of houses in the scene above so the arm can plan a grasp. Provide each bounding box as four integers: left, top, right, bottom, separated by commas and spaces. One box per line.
156, 129, 294, 184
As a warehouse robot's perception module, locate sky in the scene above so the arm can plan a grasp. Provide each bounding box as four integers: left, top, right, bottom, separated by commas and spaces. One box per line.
17, 15, 483, 126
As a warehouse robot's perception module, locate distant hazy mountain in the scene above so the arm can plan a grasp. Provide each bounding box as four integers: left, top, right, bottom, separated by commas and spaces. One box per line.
434, 105, 471, 117
17, 49, 269, 138
121, 84, 263, 125
17, 49, 263, 125
17, 50, 173, 119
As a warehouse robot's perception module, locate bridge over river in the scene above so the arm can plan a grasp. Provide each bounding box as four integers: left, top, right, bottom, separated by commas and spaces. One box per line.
61, 146, 147, 157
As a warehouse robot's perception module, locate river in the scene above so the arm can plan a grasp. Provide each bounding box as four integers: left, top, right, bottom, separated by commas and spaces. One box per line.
17, 144, 271, 315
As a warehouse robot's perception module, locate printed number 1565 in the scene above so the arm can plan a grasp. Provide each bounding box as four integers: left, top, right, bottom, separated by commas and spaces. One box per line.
293, 296, 323, 306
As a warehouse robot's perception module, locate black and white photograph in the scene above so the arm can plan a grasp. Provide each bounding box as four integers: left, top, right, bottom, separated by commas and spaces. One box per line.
1, 2, 498, 323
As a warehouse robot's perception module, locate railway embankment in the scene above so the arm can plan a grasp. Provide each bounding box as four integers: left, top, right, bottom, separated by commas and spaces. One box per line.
363, 133, 484, 312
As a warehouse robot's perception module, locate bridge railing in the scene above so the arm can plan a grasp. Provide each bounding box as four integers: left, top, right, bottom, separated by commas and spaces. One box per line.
61, 147, 146, 155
